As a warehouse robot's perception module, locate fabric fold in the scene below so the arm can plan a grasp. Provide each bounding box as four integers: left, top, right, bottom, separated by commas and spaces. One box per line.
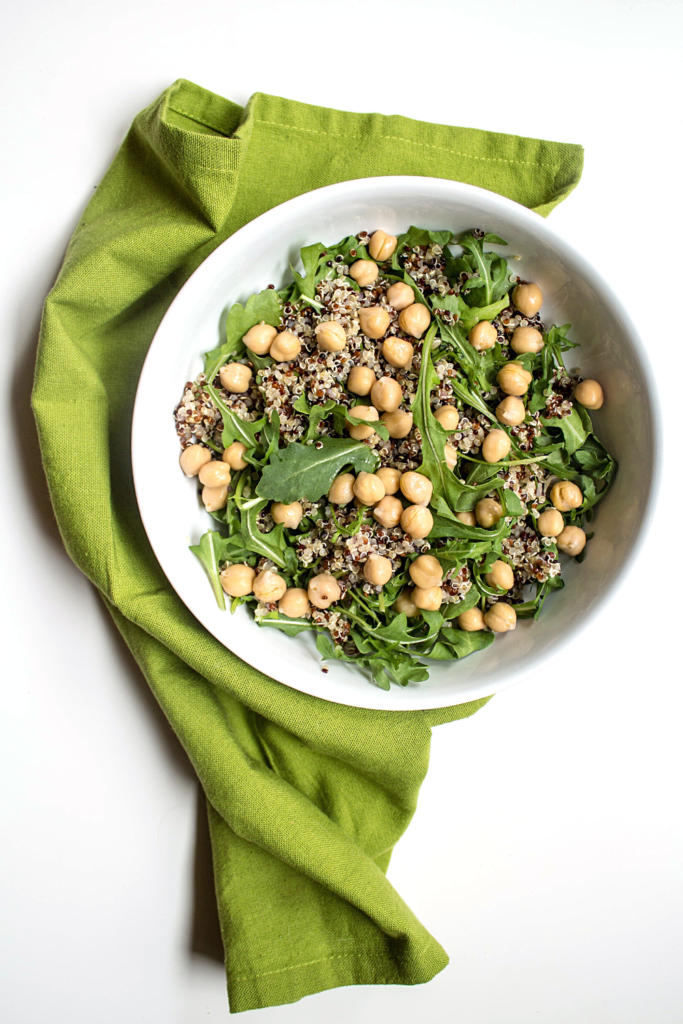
32, 78, 582, 1012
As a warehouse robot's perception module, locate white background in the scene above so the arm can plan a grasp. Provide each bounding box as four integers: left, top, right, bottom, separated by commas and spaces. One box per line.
2, 1, 682, 1021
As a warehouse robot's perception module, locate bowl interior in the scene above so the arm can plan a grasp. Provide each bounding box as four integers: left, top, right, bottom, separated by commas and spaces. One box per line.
132, 176, 656, 711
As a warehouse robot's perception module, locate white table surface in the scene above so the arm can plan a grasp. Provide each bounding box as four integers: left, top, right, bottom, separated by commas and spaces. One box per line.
2, 1, 682, 1021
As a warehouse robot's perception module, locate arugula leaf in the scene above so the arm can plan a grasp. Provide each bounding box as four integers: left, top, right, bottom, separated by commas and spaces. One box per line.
291, 236, 370, 301
573, 436, 613, 478
412, 325, 462, 505
261, 410, 281, 463
204, 289, 282, 380
411, 330, 505, 515
256, 438, 379, 503
260, 614, 316, 637
189, 531, 227, 610
500, 488, 526, 517
434, 293, 509, 333
396, 226, 454, 250
449, 231, 510, 307
437, 627, 495, 658
291, 243, 328, 300
442, 586, 481, 619
242, 501, 288, 568
206, 384, 265, 449
541, 408, 588, 456
345, 408, 390, 441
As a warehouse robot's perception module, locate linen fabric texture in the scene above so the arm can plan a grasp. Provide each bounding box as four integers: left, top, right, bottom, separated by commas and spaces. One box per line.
32, 79, 582, 1013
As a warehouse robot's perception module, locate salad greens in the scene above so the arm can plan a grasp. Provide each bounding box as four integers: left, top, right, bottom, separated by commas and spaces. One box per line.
178, 226, 615, 690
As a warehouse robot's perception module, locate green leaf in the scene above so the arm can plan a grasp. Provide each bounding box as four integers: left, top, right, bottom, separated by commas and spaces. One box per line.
541, 407, 588, 456
189, 531, 226, 610
411, 329, 500, 514
291, 236, 370, 301
397, 226, 454, 249
412, 325, 462, 506
500, 488, 526, 516
260, 614, 316, 637
262, 409, 281, 462
256, 438, 379, 503
434, 293, 509, 333
242, 501, 288, 568
437, 627, 495, 658
206, 384, 265, 448
291, 243, 328, 299
345, 407, 390, 441
204, 288, 282, 380
442, 586, 481, 619
451, 231, 510, 307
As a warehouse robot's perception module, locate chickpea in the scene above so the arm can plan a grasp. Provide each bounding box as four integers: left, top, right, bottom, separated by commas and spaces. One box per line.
359, 306, 390, 340
371, 376, 403, 413
271, 501, 303, 529
382, 337, 414, 368
400, 504, 433, 539
376, 467, 401, 494
456, 510, 476, 526
386, 281, 415, 310
253, 569, 287, 604
475, 498, 503, 528
394, 587, 419, 617
347, 365, 376, 396
444, 444, 458, 470
482, 428, 512, 464
550, 480, 583, 512
268, 331, 301, 364
373, 495, 403, 528
434, 405, 460, 431
556, 524, 586, 556
484, 602, 517, 633
409, 554, 443, 589
400, 471, 433, 506
537, 508, 564, 537
413, 585, 443, 611
364, 553, 393, 586
574, 379, 604, 410
243, 322, 276, 355
219, 362, 252, 394
496, 395, 526, 427
353, 471, 386, 505
222, 441, 248, 470
485, 560, 514, 591
315, 320, 347, 353
511, 326, 544, 354
308, 573, 341, 609
220, 563, 255, 598
201, 485, 228, 512
346, 404, 379, 440
368, 230, 398, 261
468, 320, 497, 351
398, 302, 431, 339
512, 282, 543, 317
278, 587, 310, 618
270, 331, 301, 362
381, 410, 414, 439
179, 444, 211, 477
198, 460, 232, 487
497, 362, 533, 396
349, 259, 379, 288
328, 472, 355, 505
458, 607, 485, 632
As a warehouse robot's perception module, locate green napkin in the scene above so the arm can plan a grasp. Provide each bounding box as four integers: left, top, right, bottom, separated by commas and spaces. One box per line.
32, 79, 582, 1013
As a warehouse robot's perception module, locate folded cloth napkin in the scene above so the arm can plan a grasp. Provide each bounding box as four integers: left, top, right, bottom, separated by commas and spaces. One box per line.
32, 79, 582, 1013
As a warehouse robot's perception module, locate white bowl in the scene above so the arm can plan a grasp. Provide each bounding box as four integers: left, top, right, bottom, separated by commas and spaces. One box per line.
132, 176, 658, 711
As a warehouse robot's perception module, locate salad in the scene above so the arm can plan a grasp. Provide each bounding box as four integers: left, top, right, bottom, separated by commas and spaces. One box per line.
174, 227, 615, 690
